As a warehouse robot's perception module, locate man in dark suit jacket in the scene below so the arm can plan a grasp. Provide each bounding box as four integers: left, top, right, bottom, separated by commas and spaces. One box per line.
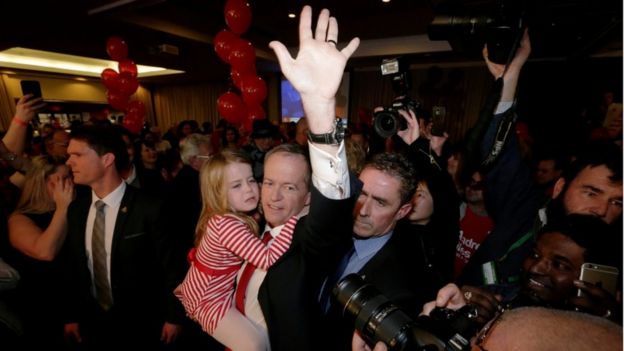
62, 125, 186, 350
233, 6, 361, 351
323, 152, 444, 351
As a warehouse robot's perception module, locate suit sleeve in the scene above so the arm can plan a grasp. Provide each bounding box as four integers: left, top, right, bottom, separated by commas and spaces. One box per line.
149, 196, 188, 324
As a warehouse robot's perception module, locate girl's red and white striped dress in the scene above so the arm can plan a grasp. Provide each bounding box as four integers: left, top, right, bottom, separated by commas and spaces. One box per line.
175, 214, 297, 334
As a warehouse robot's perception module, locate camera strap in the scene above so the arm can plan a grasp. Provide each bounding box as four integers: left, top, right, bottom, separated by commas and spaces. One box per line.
481, 107, 517, 170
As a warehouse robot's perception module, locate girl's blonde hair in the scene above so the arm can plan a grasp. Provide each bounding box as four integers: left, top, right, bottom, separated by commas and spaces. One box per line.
16, 155, 67, 214
195, 149, 259, 245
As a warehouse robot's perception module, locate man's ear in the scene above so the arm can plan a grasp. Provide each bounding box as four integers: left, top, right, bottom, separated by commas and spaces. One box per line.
304, 191, 311, 206
395, 203, 413, 221
101, 152, 116, 169
552, 177, 566, 199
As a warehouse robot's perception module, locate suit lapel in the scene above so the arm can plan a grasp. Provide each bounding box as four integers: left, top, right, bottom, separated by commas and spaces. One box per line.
111, 186, 133, 259
358, 232, 397, 278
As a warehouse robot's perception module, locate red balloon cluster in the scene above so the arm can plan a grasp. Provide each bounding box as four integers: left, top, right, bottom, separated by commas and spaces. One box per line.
101, 36, 145, 134
214, 0, 267, 131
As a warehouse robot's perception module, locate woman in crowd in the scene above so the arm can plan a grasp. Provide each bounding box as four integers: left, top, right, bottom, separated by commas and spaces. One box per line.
7, 155, 74, 348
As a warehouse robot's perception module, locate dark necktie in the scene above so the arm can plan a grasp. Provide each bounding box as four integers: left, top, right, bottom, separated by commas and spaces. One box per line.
235, 231, 272, 315
92, 200, 112, 310
320, 246, 355, 313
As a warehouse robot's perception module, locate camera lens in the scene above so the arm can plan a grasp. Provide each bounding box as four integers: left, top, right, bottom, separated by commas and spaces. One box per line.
373, 110, 405, 138
334, 274, 419, 350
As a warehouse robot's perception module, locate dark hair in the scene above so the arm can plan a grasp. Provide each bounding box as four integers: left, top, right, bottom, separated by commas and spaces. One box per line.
562, 141, 622, 185
221, 125, 240, 147
362, 152, 418, 205
265, 143, 311, 188
539, 214, 615, 266
70, 124, 129, 172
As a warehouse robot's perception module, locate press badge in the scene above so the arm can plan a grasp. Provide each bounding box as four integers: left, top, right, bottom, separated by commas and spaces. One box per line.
482, 261, 498, 285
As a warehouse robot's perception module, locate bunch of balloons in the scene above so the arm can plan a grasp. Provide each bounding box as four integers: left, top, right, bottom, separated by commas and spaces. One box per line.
214, 0, 268, 131
100, 36, 146, 134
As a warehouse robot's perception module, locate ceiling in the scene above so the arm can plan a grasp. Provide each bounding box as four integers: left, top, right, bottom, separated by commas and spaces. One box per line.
1, 0, 621, 85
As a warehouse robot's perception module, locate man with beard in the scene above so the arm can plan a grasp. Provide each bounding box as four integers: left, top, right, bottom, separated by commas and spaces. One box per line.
457, 31, 623, 287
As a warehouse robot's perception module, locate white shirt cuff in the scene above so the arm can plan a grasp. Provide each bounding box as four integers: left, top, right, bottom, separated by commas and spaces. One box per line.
309, 141, 350, 200
495, 101, 514, 114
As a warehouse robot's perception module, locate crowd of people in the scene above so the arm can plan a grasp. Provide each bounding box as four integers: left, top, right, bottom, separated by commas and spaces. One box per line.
0, 5, 621, 351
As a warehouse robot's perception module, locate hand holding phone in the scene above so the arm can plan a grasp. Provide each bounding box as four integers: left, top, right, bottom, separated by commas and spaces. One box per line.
577, 263, 619, 298
16, 80, 46, 125
569, 263, 620, 318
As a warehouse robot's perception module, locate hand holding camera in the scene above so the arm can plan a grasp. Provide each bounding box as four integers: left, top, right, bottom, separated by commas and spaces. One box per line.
336, 274, 479, 351
373, 97, 422, 139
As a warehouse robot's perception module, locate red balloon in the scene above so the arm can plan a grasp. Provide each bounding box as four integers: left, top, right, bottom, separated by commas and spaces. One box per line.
228, 39, 256, 74
118, 72, 139, 96
122, 112, 143, 134
214, 29, 238, 64
230, 68, 253, 90
217, 92, 247, 124
246, 104, 266, 120
126, 100, 146, 119
106, 90, 129, 111
224, 0, 252, 35
241, 76, 267, 105
118, 59, 138, 78
101, 68, 121, 92
106, 36, 128, 61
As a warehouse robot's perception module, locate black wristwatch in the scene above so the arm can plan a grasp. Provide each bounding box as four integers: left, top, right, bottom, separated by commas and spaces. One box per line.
307, 118, 345, 145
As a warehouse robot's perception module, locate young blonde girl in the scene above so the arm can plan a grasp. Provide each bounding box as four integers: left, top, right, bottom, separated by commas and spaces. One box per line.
175, 149, 296, 350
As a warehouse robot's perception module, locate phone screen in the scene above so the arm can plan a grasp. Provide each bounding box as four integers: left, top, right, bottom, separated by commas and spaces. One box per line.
20, 80, 43, 99
430, 106, 446, 137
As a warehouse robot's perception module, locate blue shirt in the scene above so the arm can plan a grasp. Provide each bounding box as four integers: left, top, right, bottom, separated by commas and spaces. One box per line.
340, 231, 393, 280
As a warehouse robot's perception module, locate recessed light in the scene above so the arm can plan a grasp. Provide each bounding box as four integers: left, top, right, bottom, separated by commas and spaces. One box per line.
288, 13, 296, 18
382, 0, 391, 3
0, 47, 184, 78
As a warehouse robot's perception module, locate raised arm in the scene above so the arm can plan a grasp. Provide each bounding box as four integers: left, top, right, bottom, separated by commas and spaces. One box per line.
484, 29, 531, 104
269, 6, 359, 155
8, 175, 73, 261
3, 95, 45, 154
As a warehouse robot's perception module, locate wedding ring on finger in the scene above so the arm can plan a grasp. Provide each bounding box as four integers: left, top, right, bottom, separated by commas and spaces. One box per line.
464, 291, 472, 301
326, 39, 337, 46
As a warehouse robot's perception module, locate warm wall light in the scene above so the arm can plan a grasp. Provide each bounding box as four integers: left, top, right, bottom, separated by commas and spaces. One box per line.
288, 13, 296, 18
0, 47, 184, 78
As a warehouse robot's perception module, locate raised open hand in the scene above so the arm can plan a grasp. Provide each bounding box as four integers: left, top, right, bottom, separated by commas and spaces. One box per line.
269, 6, 359, 133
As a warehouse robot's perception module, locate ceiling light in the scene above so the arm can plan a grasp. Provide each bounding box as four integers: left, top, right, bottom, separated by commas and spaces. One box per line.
288, 13, 296, 18
0, 47, 184, 78
382, 0, 391, 3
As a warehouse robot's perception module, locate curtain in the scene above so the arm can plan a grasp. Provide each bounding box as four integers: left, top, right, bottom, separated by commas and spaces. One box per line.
0, 74, 16, 131
152, 82, 228, 131
135, 86, 155, 126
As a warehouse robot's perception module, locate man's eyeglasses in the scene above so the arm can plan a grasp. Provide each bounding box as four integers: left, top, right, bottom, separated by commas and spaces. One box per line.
196, 155, 213, 160
473, 306, 508, 351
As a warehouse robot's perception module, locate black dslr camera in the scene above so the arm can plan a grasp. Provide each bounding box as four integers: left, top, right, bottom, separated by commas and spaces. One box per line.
373, 58, 422, 138
427, 0, 525, 64
333, 274, 479, 351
